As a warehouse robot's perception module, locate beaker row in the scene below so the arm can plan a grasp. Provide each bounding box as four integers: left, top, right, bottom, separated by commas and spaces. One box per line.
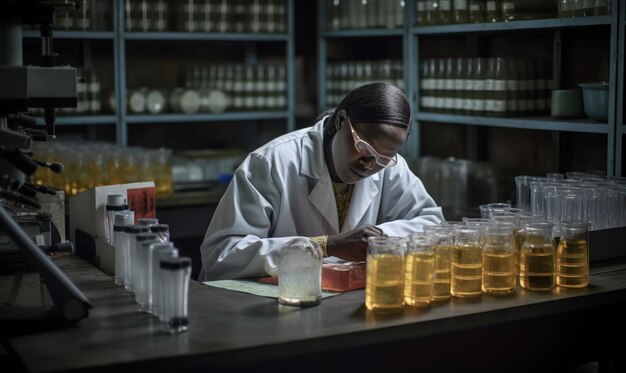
365, 216, 589, 313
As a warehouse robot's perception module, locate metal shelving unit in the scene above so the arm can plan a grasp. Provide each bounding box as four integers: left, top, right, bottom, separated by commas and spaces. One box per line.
317, 0, 623, 176
410, 2, 620, 176
316, 0, 415, 157
617, 1, 625, 176
23, 0, 296, 147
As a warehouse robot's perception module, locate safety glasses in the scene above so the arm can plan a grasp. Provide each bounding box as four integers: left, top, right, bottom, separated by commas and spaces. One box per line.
347, 116, 397, 168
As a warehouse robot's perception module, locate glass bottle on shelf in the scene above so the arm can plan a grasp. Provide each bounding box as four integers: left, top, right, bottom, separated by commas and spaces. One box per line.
572, 0, 595, 17
438, 0, 453, 24
451, 58, 465, 114
484, 57, 507, 117
442, 58, 455, 113
416, 0, 428, 25
152, 0, 169, 31
501, 0, 516, 21
434, 59, 446, 113
471, 57, 486, 116
558, 0, 573, 18
74, 0, 91, 31
468, 0, 485, 23
462, 57, 474, 115
453, 0, 469, 23
88, 71, 101, 114
594, 0, 610, 15
505, 58, 518, 117
426, 1, 439, 25
485, 0, 502, 22
420, 59, 436, 112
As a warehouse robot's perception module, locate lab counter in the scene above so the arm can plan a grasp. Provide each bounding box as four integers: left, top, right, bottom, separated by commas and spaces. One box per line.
3, 255, 626, 372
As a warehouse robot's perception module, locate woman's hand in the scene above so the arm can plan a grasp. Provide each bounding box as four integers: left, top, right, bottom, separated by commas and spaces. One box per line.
326, 225, 385, 262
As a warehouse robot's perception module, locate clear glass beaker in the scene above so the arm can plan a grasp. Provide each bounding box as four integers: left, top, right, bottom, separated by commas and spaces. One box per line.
423, 225, 454, 301
451, 224, 483, 298
404, 235, 436, 307
482, 222, 516, 295
556, 221, 590, 288
520, 222, 555, 291
365, 236, 406, 313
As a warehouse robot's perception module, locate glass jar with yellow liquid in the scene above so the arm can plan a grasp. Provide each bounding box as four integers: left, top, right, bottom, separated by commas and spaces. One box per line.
404, 235, 436, 307
423, 225, 454, 301
365, 236, 406, 313
556, 221, 589, 288
482, 222, 515, 295
451, 224, 484, 298
520, 222, 555, 291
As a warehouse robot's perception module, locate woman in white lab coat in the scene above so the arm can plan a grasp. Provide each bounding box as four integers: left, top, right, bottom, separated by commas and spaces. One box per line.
199, 82, 444, 281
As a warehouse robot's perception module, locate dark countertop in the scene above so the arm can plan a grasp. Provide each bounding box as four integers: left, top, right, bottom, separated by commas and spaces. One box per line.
4, 255, 626, 372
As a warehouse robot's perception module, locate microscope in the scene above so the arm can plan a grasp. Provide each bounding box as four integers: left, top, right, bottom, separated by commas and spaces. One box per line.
0, 0, 91, 332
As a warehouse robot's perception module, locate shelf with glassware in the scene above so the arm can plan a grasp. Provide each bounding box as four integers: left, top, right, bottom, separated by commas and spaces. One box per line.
22, 0, 295, 146
116, 0, 295, 145
119, 45, 292, 125
409, 1, 620, 176
317, 0, 407, 111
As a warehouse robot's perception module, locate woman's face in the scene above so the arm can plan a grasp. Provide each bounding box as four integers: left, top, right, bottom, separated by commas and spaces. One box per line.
331, 112, 408, 184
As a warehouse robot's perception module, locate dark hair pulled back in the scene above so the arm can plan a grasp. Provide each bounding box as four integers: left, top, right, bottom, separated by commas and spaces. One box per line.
321, 82, 411, 136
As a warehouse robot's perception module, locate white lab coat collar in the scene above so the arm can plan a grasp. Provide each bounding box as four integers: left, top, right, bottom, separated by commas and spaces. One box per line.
299, 120, 380, 234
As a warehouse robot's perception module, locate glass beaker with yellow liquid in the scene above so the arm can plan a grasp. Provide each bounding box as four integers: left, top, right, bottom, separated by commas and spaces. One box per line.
365, 236, 406, 313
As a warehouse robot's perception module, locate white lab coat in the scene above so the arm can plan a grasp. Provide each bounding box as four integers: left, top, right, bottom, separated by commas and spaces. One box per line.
198, 118, 444, 281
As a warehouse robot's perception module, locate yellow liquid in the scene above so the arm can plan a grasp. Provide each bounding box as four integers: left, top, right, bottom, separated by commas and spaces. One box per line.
513, 228, 526, 277
482, 251, 515, 294
404, 251, 435, 307
556, 238, 588, 288
366, 254, 404, 312
451, 244, 482, 298
520, 243, 555, 291
432, 245, 452, 301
